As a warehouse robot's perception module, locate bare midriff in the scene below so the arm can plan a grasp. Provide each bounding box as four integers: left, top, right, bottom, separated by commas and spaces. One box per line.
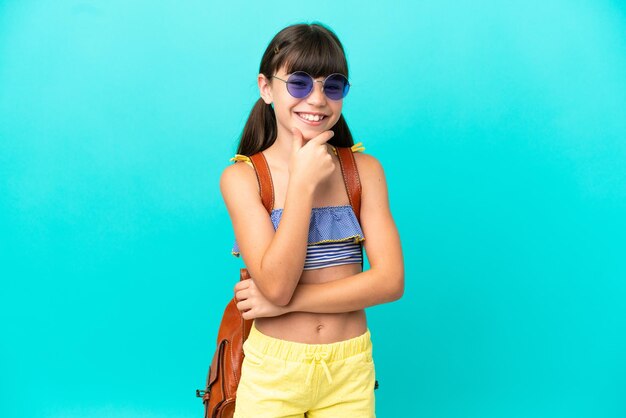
254, 262, 367, 344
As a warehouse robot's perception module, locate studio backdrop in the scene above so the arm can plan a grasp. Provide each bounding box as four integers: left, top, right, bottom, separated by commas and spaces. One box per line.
1, 1, 625, 417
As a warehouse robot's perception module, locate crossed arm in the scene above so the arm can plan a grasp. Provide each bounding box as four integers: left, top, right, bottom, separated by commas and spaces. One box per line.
234, 154, 404, 319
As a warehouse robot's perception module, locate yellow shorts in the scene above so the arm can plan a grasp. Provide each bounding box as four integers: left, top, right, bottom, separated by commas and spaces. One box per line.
233, 321, 376, 418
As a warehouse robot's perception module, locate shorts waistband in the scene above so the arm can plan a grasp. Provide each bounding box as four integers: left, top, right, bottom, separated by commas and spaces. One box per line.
245, 321, 372, 363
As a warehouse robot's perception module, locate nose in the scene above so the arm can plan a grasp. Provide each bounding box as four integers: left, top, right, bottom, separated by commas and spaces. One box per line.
306, 80, 327, 106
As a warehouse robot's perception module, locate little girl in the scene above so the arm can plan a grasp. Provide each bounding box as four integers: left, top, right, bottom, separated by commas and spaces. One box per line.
220, 22, 404, 418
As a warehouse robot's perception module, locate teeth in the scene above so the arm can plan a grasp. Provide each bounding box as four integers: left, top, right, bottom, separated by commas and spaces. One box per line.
298, 113, 325, 122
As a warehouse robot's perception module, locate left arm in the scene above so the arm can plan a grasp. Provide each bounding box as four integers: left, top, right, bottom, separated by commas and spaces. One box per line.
235, 153, 404, 318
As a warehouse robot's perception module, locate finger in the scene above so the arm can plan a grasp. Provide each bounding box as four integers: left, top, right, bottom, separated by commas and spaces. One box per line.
236, 299, 252, 312
236, 288, 250, 300
308, 130, 335, 146
235, 279, 251, 292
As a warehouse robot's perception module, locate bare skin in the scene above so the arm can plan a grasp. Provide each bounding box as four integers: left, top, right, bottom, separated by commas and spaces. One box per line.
220, 67, 404, 344
238, 142, 367, 344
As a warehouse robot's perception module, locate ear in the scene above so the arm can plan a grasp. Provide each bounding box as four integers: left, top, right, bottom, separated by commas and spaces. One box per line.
258, 73, 273, 105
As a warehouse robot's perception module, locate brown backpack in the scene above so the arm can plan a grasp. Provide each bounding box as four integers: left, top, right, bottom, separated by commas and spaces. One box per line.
196, 146, 365, 418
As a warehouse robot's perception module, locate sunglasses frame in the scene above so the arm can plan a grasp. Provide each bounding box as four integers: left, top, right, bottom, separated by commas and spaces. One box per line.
271, 71, 351, 101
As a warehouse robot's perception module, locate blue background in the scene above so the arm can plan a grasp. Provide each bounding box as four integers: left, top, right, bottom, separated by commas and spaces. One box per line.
1, 1, 625, 417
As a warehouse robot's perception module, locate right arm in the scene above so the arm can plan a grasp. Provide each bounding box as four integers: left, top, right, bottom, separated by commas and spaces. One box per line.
220, 164, 313, 306
220, 128, 335, 306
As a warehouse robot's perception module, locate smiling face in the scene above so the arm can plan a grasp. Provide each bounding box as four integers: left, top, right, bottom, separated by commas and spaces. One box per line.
259, 65, 344, 141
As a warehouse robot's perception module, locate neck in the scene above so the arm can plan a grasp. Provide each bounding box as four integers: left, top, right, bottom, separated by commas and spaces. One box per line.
265, 132, 293, 167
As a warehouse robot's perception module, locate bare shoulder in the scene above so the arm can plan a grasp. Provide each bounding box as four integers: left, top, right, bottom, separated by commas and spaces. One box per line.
353, 151, 387, 193
353, 150, 392, 217
219, 161, 260, 204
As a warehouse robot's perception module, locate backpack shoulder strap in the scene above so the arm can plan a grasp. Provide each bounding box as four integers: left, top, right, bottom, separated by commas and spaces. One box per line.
333, 144, 364, 223
247, 151, 274, 215
333, 142, 366, 271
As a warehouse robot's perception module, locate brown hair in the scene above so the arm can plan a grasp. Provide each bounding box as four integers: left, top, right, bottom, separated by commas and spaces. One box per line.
235, 22, 355, 156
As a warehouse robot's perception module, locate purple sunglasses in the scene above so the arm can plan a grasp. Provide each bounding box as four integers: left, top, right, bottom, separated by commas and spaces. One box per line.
271, 71, 350, 101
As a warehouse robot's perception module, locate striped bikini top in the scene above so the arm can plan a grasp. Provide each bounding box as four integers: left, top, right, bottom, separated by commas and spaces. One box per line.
231, 204, 365, 270
230, 143, 366, 271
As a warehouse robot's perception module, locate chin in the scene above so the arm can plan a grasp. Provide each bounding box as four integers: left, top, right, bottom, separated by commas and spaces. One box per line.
296, 126, 320, 139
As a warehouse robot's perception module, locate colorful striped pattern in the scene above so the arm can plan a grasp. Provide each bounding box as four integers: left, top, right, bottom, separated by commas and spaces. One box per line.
231, 205, 365, 271
303, 240, 363, 270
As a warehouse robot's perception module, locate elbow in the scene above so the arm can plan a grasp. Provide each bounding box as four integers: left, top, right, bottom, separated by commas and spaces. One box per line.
251, 273, 289, 307
272, 294, 293, 307
272, 278, 298, 306
266, 287, 295, 307
260, 278, 296, 307
374, 261, 404, 303
392, 282, 404, 301
386, 272, 404, 302
257, 257, 297, 307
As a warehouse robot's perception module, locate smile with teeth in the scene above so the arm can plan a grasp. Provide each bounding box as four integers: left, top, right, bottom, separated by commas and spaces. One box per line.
296, 112, 326, 122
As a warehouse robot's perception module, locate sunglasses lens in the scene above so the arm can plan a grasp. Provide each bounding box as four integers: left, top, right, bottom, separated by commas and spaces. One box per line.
324, 74, 349, 100
285, 72, 350, 100
286, 72, 313, 98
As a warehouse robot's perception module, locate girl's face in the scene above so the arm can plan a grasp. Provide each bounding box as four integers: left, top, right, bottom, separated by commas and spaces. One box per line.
259, 65, 344, 141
